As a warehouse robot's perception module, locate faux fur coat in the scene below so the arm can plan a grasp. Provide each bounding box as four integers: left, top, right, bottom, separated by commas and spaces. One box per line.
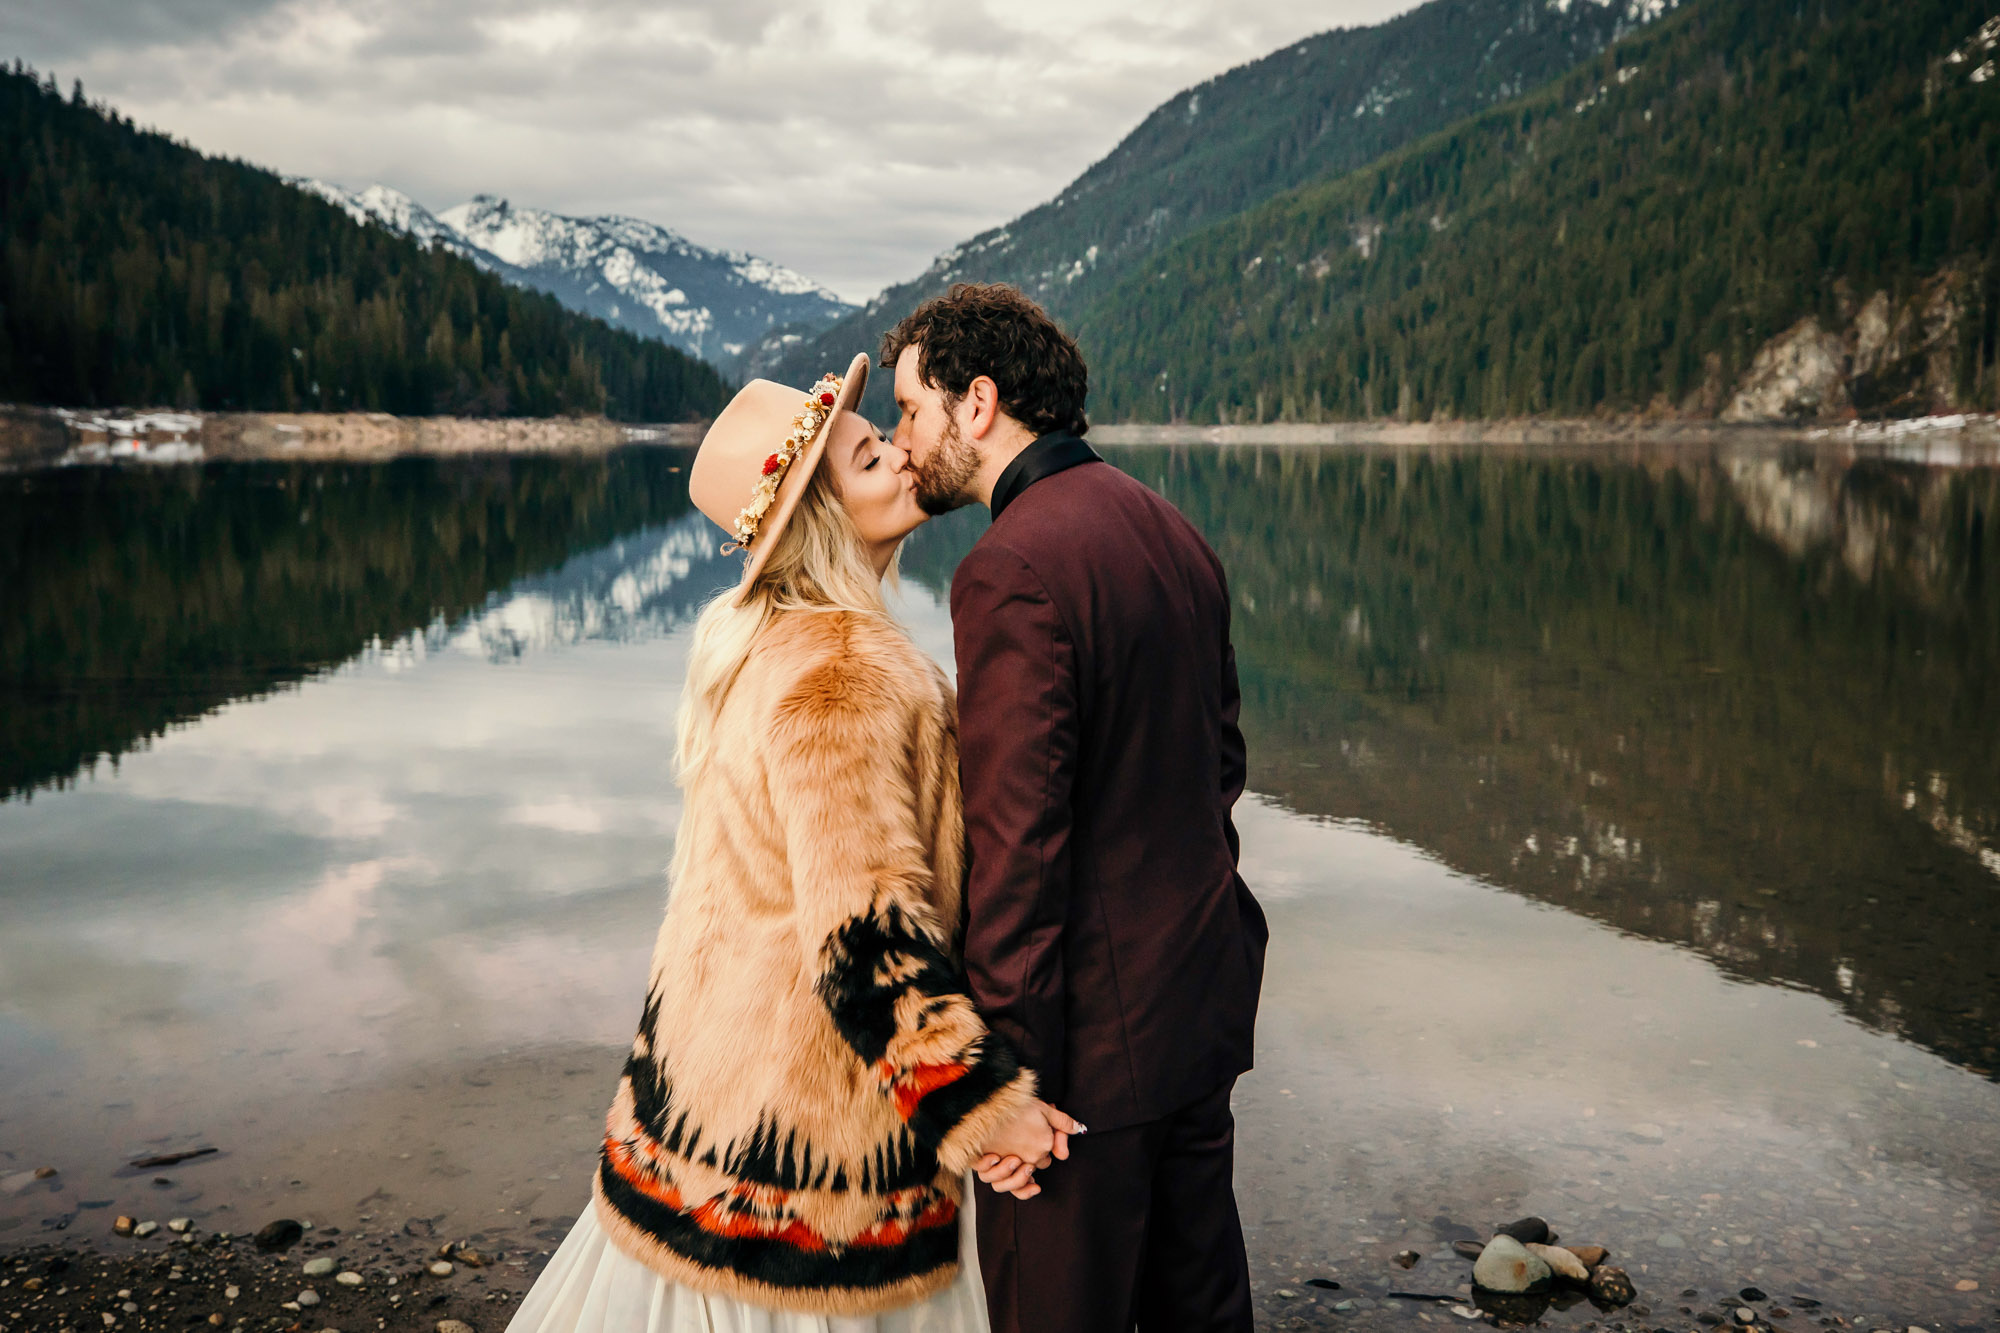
592, 608, 1036, 1315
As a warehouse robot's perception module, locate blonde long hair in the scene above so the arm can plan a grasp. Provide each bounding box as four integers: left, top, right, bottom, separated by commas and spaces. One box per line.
674, 464, 904, 794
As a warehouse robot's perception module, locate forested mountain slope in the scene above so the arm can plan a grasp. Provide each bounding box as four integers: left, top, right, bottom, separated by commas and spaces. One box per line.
0, 68, 727, 421
768, 0, 1682, 395
1080, 0, 2000, 422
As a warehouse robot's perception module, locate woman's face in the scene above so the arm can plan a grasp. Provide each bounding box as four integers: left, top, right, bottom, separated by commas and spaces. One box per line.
823, 410, 927, 554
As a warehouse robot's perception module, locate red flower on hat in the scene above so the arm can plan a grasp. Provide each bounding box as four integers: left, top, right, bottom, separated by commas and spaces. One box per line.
762, 453, 781, 475
819, 392, 836, 407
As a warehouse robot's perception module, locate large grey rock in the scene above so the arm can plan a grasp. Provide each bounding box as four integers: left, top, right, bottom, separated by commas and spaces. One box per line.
1722, 317, 1851, 422
1472, 1234, 1552, 1293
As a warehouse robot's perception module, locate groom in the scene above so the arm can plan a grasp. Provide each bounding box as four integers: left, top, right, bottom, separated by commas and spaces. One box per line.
881, 284, 1268, 1332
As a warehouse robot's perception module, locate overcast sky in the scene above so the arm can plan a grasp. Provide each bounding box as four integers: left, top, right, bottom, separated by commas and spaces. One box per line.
7, 0, 1418, 302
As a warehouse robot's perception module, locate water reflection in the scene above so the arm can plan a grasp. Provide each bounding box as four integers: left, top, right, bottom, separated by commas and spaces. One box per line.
0, 450, 703, 802
1171, 446, 1999, 1081
6, 443, 1998, 1082
909, 442, 2000, 1076
1, 441, 1997, 1323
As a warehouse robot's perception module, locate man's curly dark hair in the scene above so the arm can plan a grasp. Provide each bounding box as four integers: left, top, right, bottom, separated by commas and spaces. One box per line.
879, 284, 1089, 437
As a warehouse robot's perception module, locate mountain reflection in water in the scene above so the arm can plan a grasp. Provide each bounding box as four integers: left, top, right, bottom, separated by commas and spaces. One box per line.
904, 443, 2000, 1082
4, 439, 1997, 1095
0, 451, 710, 801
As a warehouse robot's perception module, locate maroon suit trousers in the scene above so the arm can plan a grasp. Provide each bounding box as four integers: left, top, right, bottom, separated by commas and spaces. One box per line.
975, 1081, 1253, 1333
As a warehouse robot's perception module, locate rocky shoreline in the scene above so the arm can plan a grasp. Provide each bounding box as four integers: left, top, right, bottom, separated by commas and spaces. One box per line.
6, 404, 1998, 474
0, 405, 703, 471
6, 1205, 1986, 1333
0, 1213, 543, 1333
1088, 412, 2000, 449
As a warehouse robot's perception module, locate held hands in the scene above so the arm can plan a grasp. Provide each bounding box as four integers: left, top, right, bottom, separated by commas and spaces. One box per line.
974, 1100, 1086, 1200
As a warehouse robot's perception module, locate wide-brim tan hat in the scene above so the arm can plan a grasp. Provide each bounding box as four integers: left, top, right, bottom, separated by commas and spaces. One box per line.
690, 351, 870, 606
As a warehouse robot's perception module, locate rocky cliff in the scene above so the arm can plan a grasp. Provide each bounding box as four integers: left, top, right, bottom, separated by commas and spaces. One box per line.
1722, 269, 1981, 422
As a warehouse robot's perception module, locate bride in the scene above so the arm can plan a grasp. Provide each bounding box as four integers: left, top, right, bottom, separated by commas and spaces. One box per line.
508, 353, 1079, 1333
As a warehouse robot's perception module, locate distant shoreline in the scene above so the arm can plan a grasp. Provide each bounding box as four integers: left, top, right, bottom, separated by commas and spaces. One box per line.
5, 404, 1997, 471
1089, 413, 2000, 449
0, 405, 704, 471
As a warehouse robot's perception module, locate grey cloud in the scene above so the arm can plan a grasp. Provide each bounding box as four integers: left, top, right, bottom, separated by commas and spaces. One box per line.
1, 0, 288, 63
12, 0, 1418, 300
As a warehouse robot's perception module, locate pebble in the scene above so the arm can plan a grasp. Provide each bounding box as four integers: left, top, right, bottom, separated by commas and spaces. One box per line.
1741, 1286, 1768, 1301
1275, 1287, 1297, 1298
1588, 1264, 1636, 1308
1955, 1279, 1980, 1291
167, 1218, 192, 1233
1736, 1309, 1757, 1326
255, 1218, 305, 1252
34, 1165, 58, 1178
113, 1216, 136, 1236
436, 1321, 477, 1333
297, 1288, 321, 1307
1565, 1244, 1608, 1268
1494, 1216, 1551, 1245
1472, 1235, 1551, 1293
429, 1261, 455, 1277
302, 1257, 336, 1277
224, 1285, 240, 1300
1630, 1122, 1667, 1142
132, 1221, 157, 1238
1526, 1242, 1588, 1282
454, 1247, 489, 1267
1392, 1249, 1420, 1269
1656, 1230, 1687, 1248
335, 1271, 363, 1286
1450, 1239, 1484, 1261
208, 1316, 224, 1327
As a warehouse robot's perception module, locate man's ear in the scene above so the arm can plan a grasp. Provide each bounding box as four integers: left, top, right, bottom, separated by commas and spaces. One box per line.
964, 375, 1002, 441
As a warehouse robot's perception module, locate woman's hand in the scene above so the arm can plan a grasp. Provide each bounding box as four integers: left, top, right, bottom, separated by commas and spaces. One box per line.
975, 1100, 1086, 1198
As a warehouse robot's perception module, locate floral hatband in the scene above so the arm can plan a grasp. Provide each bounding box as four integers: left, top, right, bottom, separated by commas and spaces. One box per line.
729, 372, 844, 550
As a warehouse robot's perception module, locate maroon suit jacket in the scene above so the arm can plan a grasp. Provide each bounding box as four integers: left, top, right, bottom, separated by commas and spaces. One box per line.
951, 436, 1268, 1132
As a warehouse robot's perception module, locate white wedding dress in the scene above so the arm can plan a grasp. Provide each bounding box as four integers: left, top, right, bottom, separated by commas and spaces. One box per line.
504, 1178, 989, 1333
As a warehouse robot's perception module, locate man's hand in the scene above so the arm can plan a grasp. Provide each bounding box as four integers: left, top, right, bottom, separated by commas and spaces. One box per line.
974, 1100, 1086, 1199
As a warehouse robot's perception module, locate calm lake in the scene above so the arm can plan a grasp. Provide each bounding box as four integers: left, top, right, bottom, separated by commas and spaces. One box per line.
2, 438, 1996, 1328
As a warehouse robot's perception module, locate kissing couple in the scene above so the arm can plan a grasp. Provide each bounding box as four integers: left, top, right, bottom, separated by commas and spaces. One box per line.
507, 284, 1268, 1333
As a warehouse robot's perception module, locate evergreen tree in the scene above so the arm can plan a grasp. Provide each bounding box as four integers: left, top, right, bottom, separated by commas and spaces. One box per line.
0, 68, 729, 421
1078, 0, 2000, 423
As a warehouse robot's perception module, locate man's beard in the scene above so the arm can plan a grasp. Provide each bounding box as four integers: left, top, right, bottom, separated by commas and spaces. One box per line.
910, 414, 981, 516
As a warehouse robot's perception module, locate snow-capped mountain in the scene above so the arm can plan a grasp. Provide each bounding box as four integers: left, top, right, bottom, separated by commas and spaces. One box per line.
293, 180, 469, 254
290, 180, 855, 369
